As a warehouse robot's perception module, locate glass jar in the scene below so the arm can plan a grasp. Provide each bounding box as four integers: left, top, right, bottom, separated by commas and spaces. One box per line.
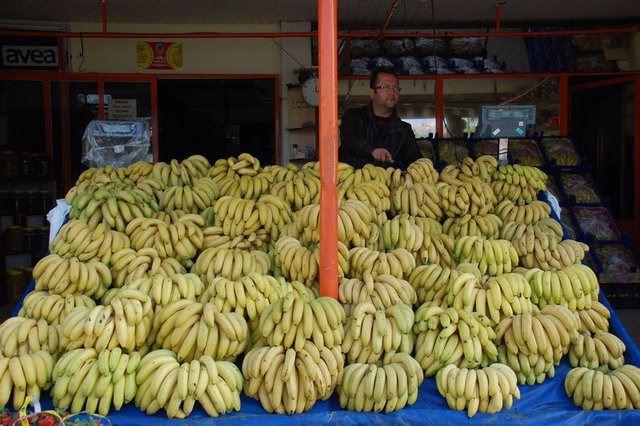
37, 154, 51, 179
4, 225, 26, 254
5, 269, 25, 305
0, 151, 18, 179
18, 153, 34, 179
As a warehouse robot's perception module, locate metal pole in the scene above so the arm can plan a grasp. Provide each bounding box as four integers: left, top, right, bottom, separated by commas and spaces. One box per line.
101, 0, 108, 33
318, 0, 339, 299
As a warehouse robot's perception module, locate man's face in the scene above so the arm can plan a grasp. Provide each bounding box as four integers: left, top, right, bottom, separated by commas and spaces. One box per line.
369, 73, 400, 110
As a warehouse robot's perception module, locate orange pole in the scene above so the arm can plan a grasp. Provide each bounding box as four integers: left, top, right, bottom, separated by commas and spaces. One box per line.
318, 0, 339, 299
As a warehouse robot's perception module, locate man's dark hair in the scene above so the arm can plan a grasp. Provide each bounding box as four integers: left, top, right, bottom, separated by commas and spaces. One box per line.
369, 69, 399, 89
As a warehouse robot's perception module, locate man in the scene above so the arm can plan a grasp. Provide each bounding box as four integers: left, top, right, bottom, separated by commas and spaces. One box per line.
339, 70, 422, 169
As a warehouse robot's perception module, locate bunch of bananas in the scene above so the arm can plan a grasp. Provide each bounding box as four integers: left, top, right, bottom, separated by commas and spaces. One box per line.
437, 141, 469, 166
0, 317, 63, 358
74, 165, 132, 187
443, 214, 502, 239
210, 153, 262, 182
404, 158, 439, 185
568, 332, 626, 369
408, 264, 455, 305
135, 350, 242, 418
274, 237, 350, 285
68, 186, 158, 232
342, 164, 389, 189
338, 274, 417, 316
135, 176, 167, 201
151, 209, 188, 225
453, 237, 519, 275
338, 200, 374, 246
342, 303, 414, 364
565, 365, 640, 410
192, 246, 270, 283
491, 164, 547, 205
349, 247, 416, 280
440, 156, 498, 185
417, 233, 455, 268
126, 215, 204, 262
125, 161, 155, 182
444, 272, 534, 326
270, 176, 320, 211
495, 200, 551, 226
62, 289, 153, 353
574, 302, 610, 333
261, 164, 298, 184
339, 353, 424, 413
500, 218, 564, 257
217, 174, 272, 200
409, 215, 443, 236
525, 264, 599, 310
0, 351, 55, 410
243, 344, 344, 414
345, 181, 391, 215
18, 291, 95, 326
437, 178, 496, 218
160, 178, 219, 214
109, 248, 187, 287
106, 274, 205, 312
202, 227, 268, 251
413, 305, 498, 376
376, 214, 424, 253
150, 156, 211, 187
33, 254, 111, 299
258, 291, 346, 351
50, 221, 131, 263
522, 240, 589, 271
213, 195, 293, 241
200, 274, 287, 322
436, 363, 520, 417
390, 182, 443, 221
495, 305, 577, 384
153, 301, 248, 362
52, 348, 140, 415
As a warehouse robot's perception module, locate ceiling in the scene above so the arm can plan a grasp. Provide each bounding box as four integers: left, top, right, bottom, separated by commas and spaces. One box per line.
1, 0, 639, 27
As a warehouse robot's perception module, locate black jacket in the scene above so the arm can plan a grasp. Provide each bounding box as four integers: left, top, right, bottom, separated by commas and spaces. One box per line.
339, 104, 422, 170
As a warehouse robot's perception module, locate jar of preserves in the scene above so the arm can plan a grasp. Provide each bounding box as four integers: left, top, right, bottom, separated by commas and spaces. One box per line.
4, 225, 26, 254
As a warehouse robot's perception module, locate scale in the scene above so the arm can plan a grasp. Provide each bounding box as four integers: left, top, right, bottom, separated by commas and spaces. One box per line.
476, 105, 536, 138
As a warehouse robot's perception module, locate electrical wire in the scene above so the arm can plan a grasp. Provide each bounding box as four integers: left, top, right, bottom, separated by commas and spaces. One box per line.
500, 77, 550, 105
271, 38, 309, 71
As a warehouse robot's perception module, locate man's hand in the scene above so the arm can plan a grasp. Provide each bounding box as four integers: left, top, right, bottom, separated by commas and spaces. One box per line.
371, 148, 393, 163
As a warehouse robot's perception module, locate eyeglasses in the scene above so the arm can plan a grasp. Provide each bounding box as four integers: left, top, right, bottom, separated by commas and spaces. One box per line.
375, 84, 401, 93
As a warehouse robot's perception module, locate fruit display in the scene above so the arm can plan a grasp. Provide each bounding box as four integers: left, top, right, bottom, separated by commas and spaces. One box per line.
0, 351, 55, 410
18, 291, 96, 326
159, 178, 220, 214
564, 365, 640, 410
52, 348, 140, 416
373, 214, 425, 253
494, 200, 551, 224
525, 264, 600, 310
338, 353, 424, 413
126, 215, 204, 262
509, 139, 544, 167
568, 331, 625, 369
390, 182, 443, 220
348, 247, 416, 280
191, 246, 270, 283
453, 236, 519, 275
109, 248, 187, 287
338, 274, 417, 315
33, 254, 111, 299
243, 344, 344, 414
500, 217, 564, 258
437, 139, 470, 165
560, 173, 601, 204
50, 221, 131, 264
436, 363, 520, 417
202, 226, 269, 251
541, 137, 581, 167
443, 214, 502, 239
573, 301, 611, 333
491, 164, 547, 205
518, 238, 589, 270
0, 317, 64, 358
270, 175, 320, 211
345, 181, 391, 216
407, 264, 456, 305
136, 351, 243, 418
418, 233, 456, 267
212, 194, 293, 240
404, 158, 440, 185
572, 207, 621, 241
437, 177, 496, 218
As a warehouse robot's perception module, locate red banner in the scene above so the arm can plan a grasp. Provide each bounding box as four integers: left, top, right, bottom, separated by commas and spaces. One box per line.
136, 41, 182, 70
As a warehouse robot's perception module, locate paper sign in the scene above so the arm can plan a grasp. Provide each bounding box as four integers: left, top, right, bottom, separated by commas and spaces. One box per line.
137, 42, 183, 70
498, 138, 509, 165
113, 145, 125, 153
108, 99, 137, 120
492, 128, 501, 136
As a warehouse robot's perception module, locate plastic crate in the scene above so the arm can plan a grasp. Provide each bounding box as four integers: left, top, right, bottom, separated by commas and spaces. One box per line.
572, 206, 622, 242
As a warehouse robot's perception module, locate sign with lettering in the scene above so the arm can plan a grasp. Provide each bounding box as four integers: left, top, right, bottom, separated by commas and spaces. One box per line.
108, 99, 137, 120
1, 45, 58, 68
136, 42, 182, 70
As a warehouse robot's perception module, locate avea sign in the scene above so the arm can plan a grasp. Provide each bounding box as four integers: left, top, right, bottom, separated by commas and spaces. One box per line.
2, 45, 59, 67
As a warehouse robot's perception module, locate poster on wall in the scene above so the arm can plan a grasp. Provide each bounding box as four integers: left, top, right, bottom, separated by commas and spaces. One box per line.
136, 41, 182, 70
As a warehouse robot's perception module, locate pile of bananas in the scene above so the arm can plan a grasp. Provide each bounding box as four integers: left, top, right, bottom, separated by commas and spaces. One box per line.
349, 247, 416, 280
52, 348, 140, 415
568, 332, 626, 369
375, 214, 424, 253
151, 209, 188, 225
270, 175, 320, 211
345, 181, 391, 215
413, 305, 498, 376
243, 344, 344, 414
418, 233, 455, 268
274, 237, 350, 285
126, 215, 204, 262
342, 303, 414, 364
436, 363, 520, 417
341, 164, 389, 189
338, 274, 417, 315
61, 289, 154, 353
453, 237, 519, 275
338, 353, 424, 413
68, 187, 158, 232
210, 153, 262, 182
444, 272, 534, 326
491, 164, 547, 205
520, 239, 589, 270
33, 254, 111, 299
409, 215, 443, 236
405, 158, 439, 185
50, 221, 131, 263
18, 291, 96, 325
192, 247, 271, 282
124, 161, 155, 182
200, 274, 287, 322
440, 156, 498, 185
109, 248, 186, 287
160, 178, 219, 214
0, 351, 55, 410
443, 214, 502, 239
74, 165, 133, 187
525, 264, 599, 310
258, 291, 346, 351
213, 195, 293, 241
408, 264, 455, 305
390, 182, 443, 221
500, 218, 564, 258
108, 274, 205, 312
494, 200, 551, 225
150, 156, 211, 187
338, 200, 374, 246
202, 226, 269, 251
261, 164, 298, 184
215, 174, 272, 200
565, 365, 640, 410
574, 302, 610, 333
495, 306, 577, 384
153, 301, 248, 362
0, 317, 63, 358
135, 350, 242, 418
437, 178, 496, 218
